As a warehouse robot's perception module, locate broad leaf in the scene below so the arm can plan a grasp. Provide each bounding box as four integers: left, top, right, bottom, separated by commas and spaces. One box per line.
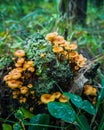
13, 123, 21, 130
48, 101, 76, 123
14, 110, 24, 120
28, 114, 50, 130
82, 100, 96, 115
64, 92, 83, 108
20, 107, 34, 119
2, 124, 12, 130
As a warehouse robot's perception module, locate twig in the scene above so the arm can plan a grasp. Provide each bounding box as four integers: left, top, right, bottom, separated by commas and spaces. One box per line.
19, 119, 26, 130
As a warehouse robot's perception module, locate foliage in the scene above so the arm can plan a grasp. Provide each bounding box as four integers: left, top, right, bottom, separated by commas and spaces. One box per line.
25, 34, 73, 95
0, 0, 104, 130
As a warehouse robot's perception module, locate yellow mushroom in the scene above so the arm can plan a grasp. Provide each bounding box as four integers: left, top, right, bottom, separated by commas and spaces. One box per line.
52, 92, 61, 99
45, 32, 58, 42
20, 86, 28, 94
30, 107, 34, 112
17, 57, 25, 64
11, 72, 22, 80
14, 50, 25, 57
30, 90, 35, 95
12, 90, 20, 95
59, 95, 68, 103
13, 95, 18, 99
65, 43, 77, 51
74, 66, 79, 71
19, 97, 27, 103
53, 36, 65, 45
27, 84, 33, 88
3, 75, 12, 81
77, 60, 86, 67
9, 68, 23, 74
40, 94, 55, 104
7, 80, 23, 89
84, 85, 97, 96
69, 51, 78, 58
15, 63, 22, 67
61, 51, 68, 59
27, 61, 34, 66
75, 54, 87, 63
23, 62, 31, 70
28, 67, 35, 72
40, 53, 46, 58
53, 46, 63, 53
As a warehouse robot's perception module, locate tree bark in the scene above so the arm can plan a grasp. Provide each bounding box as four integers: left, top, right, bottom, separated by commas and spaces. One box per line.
59, 0, 87, 25
59, 0, 88, 38
76, 0, 87, 25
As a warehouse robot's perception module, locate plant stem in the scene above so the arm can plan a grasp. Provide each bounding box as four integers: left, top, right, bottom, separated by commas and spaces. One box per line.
19, 119, 26, 130
24, 123, 66, 129
55, 82, 64, 93
0, 118, 15, 124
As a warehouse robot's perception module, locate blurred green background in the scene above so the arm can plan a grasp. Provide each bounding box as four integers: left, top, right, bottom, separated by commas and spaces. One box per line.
0, 0, 104, 69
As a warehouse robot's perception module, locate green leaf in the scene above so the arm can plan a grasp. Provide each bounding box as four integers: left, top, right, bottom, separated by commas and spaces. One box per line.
2, 124, 12, 130
98, 74, 104, 101
64, 93, 96, 115
13, 123, 21, 130
82, 100, 96, 115
20, 107, 34, 119
77, 115, 91, 130
28, 114, 50, 130
48, 101, 76, 123
64, 92, 83, 108
15, 109, 24, 120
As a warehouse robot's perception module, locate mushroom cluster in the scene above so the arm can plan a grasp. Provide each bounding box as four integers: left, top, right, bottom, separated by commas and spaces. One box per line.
46, 32, 87, 71
84, 85, 97, 96
40, 91, 68, 104
3, 50, 35, 103
84, 84, 97, 104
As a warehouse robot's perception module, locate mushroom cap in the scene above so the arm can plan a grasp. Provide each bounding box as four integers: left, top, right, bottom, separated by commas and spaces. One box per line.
27, 61, 34, 66
61, 51, 68, 59
28, 67, 35, 72
77, 60, 86, 67
11, 72, 22, 80
17, 57, 25, 64
14, 50, 25, 57
27, 84, 33, 88
15, 63, 22, 67
45, 32, 58, 42
3, 75, 12, 81
84, 85, 97, 96
13, 95, 18, 99
74, 66, 79, 70
7, 80, 23, 89
59, 95, 68, 103
40, 94, 55, 104
19, 97, 27, 103
65, 43, 77, 51
69, 51, 78, 58
53, 46, 63, 53
12, 90, 20, 95
75, 54, 84, 62
40, 53, 46, 58
53, 36, 65, 45
52, 92, 61, 99
20, 86, 28, 94
23, 62, 31, 70
9, 68, 23, 74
